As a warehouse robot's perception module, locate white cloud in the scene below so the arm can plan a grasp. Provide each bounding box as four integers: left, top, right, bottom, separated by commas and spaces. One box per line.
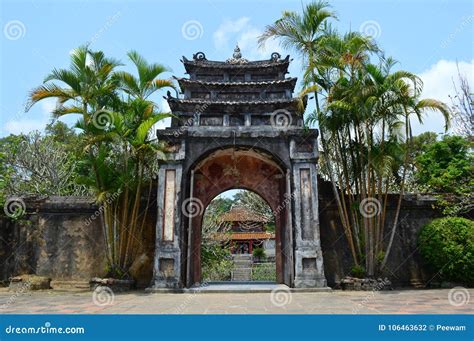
40, 98, 57, 115
3, 119, 47, 135
213, 17, 251, 52
411, 59, 474, 135
213, 17, 282, 60
419, 59, 473, 104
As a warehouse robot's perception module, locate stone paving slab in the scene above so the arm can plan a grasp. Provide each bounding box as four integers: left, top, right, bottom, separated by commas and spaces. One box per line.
150, 282, 332, 293
0, 288, 472, 314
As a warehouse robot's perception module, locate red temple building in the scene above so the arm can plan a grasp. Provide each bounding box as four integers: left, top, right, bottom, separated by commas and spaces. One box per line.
217, 206, 275, 255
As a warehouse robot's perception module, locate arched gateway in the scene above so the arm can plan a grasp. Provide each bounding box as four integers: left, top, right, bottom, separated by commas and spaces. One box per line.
151, 47, 327, 289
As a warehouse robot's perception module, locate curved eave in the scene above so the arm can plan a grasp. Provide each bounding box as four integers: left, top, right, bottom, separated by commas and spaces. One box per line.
175, 77, 298, 93
181, 55, 291, 72
166, 97, 307, 114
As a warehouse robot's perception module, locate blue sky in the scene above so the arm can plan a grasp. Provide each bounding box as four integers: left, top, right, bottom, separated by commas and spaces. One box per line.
0, 0, 472, 137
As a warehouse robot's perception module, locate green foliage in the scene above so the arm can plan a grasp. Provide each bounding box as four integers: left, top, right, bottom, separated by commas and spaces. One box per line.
201, 243, 233, 281
234, 190, 274, 226
418, 217, 474, 285
252, 247, 266, 259
206, 197, 234, 218
351, 265, 366, 279
0, 129, 87, 197
415, 135, 473, 216
251, 263, 276, 281
416, 135, 472, 193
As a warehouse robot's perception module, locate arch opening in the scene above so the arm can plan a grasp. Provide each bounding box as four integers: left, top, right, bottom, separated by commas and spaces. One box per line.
186, 147, 291, 286
201, 189, 277, 283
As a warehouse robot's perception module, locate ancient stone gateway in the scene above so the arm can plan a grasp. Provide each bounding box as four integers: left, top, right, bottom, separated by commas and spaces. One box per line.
151, 47, 327, 289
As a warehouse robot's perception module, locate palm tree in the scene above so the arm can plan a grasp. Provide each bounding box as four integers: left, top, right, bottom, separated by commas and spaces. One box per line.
310, 49, 450, 275
113, 50, 175, 100
262, 3, 451, 276
27, 47, 174, 277
258, 0, 336, 112
27, 45, 121, 123
379, 78, 450, 270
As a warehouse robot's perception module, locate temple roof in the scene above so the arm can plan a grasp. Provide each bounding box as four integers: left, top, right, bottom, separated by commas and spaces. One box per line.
218, 206, 269, 223
174, 77, 297, 89
209, 232, 275, 241
167, 97, 301, 106
166, 96, 305, 114
181, 50, 290, 72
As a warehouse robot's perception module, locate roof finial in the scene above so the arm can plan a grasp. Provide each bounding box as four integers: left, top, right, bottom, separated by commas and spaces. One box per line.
233, 44, 242, 59
226, 44, 248, 64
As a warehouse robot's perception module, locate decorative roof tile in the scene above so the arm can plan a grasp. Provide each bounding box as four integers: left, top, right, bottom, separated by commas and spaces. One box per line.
209, 232, 275, 241
175, 77, 297, 88
166, 97, 302, 106
181, 53, 290, 69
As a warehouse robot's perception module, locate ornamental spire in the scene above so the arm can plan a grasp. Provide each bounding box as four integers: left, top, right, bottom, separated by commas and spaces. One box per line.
226, 44, 248, 64
233, 45, 242, 59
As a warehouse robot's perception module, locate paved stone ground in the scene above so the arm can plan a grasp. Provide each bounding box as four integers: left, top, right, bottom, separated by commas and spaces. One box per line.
0, 288, 472, 314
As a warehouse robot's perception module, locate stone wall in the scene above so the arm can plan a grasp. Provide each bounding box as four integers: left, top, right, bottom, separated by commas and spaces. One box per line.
0, 196, 158, 288
0, 197, 107, 284
1, 189, 442, 288
318, 181, 442, 287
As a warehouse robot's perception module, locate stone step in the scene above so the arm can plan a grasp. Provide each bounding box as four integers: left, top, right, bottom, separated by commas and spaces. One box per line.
233, 261, 253, 266
50, 280, 90, 290
231, 269, 252, 281
232, 255, 253, 260
234, 268, 252, 274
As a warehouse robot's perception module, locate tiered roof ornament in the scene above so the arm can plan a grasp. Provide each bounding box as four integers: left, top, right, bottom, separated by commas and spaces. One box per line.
226, 45, 249, 64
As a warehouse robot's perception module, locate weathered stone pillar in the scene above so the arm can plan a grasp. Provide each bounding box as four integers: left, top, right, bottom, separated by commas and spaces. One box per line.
150, 141, 185, 289
290, 136, 328, 288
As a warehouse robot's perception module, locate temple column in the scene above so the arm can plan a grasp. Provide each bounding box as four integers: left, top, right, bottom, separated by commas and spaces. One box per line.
290, 137, 328, 288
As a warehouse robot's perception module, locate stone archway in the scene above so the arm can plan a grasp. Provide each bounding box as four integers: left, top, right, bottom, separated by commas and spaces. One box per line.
150, 49, 328, 290
186, 147, 291, 286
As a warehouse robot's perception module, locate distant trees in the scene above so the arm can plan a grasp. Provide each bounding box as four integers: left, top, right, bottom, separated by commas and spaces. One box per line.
449, 66, 473, 138
234, 190, 274, 231
415, 135, 473, 216
0, 122, 87, 197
